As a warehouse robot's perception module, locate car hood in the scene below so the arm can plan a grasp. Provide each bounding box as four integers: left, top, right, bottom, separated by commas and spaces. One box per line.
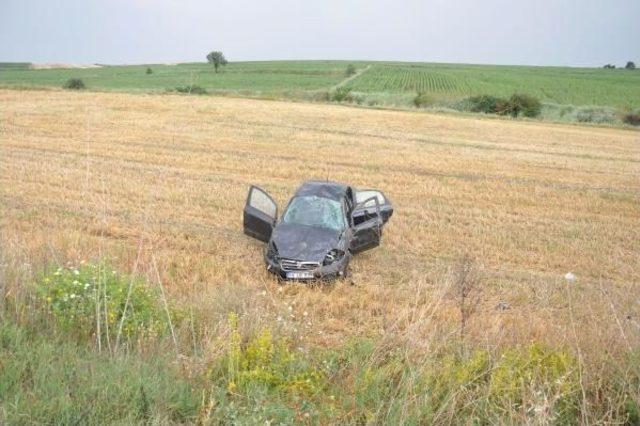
271, 223, 341, 263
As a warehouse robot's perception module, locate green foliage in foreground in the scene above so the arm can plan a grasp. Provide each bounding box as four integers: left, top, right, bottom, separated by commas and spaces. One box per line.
36, 263, 171, 342
2, 262, 638, 424
3, 315, 640, 425
223, 314, 323, 395
0, 322, 199, 424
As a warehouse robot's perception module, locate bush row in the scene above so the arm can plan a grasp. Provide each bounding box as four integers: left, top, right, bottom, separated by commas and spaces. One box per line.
60, 77, 639, 126
464, 93, 543, 118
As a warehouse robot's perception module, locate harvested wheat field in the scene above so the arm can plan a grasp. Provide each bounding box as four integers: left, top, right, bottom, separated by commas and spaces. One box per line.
1, 88, 639, 342
1, 88, 639, 422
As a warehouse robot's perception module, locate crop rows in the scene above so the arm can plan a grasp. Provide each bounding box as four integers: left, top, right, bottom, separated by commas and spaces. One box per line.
347, 66, 468, 93
343, 63, 640, 108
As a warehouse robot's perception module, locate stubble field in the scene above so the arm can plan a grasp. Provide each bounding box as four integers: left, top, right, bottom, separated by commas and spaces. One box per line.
1, 88, 639, 423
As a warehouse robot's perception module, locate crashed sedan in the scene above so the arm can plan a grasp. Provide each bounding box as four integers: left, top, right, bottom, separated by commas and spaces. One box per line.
243, 180, 393, 281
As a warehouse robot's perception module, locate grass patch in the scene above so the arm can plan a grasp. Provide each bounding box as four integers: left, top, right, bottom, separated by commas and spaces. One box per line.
0, 321, 198, 424
0, 295, 637, 424
36, 263, 173, 343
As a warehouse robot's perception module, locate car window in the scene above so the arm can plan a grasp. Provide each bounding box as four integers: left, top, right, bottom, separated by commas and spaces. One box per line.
249, 188, 276, 218
355, 190, 385, 207
282, 196, 346, 231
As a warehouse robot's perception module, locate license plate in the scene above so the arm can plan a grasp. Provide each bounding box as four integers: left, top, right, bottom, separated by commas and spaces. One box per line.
286, 271, 314, 280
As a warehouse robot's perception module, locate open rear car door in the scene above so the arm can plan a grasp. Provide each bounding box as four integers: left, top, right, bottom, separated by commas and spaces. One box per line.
350, 196, 382, 253
353, 189, 393, 226
243, 186, 278, 242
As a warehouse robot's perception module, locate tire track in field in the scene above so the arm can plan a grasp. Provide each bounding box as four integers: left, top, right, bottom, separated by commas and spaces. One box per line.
329, 64, 371, 90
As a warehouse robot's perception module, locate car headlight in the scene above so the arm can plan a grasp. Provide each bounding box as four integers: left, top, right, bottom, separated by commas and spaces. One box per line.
323, 249, 344, 266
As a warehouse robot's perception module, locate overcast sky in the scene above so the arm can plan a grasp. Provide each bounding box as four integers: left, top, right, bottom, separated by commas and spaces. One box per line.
1, 0, 638, 67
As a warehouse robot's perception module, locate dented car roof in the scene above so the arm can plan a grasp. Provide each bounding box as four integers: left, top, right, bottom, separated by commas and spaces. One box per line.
293, 180, 350, 201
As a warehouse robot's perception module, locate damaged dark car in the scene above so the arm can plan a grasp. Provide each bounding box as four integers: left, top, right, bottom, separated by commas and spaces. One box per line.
243, 180, 393, 281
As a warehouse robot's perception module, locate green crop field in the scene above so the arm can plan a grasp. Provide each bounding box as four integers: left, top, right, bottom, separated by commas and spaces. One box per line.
0, 61, 356, 93
1, 60, 639, 112
345, 63, 640, 108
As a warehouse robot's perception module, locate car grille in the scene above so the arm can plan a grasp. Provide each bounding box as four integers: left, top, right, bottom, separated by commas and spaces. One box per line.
279, 258, 320, 272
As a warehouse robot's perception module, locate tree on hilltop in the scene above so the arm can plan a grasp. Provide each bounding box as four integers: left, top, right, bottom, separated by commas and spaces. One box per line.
206, 51, 228, 73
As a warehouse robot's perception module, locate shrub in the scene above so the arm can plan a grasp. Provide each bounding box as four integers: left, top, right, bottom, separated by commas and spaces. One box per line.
63, 78, 85, 90
310, 90, 330, 102
467, 95, 501, 114
464, 94, 541, 118
576, 107, 617, 124
146, 67, 153, 74
413, 92, 432, 108
36, 263, 170, 341
490, 344, 579, 421
429, 350, 492, 405
500, 93, 542, 118
425, 344, 579, 422
345, 64, 357, 77
330, 87, 353, 102
219, 314, 323, 395
623, 111, 640, 126
175, 85, 207, 95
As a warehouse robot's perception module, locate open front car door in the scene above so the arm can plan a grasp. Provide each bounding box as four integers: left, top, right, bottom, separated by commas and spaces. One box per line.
243, 185, 278, 242
350, 195, 382, 253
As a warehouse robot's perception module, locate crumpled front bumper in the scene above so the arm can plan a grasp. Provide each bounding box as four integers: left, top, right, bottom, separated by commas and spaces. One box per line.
264, 253, 349, 281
